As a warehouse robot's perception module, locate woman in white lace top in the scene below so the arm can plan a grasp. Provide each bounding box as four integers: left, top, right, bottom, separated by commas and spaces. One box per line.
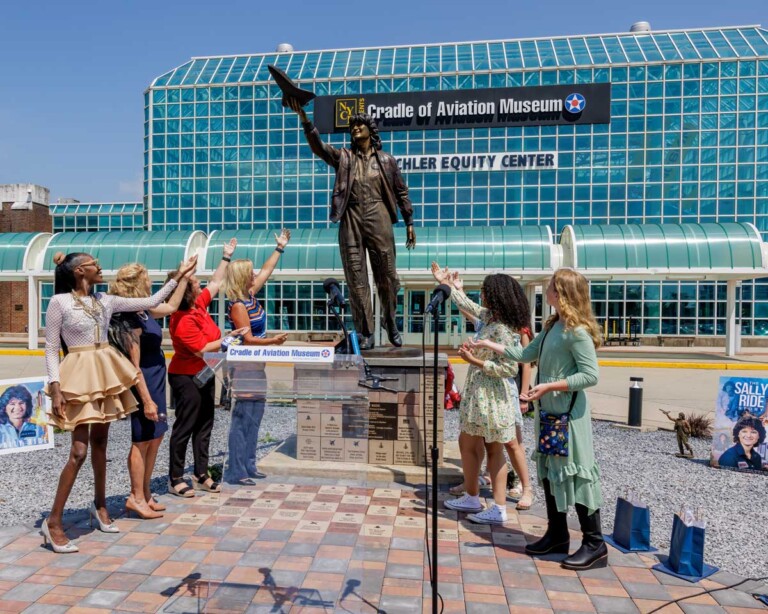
42, 251, 194, 553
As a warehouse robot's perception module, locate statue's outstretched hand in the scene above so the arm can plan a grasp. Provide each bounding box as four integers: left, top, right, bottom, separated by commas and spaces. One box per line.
287, 97, 308, 122
406, 225, 416, 250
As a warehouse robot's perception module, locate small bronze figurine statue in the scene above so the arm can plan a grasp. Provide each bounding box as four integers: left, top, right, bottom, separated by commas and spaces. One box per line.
283, 93, 416, 351
660, 409, 694, 457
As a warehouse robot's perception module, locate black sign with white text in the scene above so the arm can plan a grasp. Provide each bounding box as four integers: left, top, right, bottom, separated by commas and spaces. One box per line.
313, 83, 610, 133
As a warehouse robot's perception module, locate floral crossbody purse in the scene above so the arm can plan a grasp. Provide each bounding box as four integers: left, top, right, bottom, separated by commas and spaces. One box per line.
535, 327, 578, 457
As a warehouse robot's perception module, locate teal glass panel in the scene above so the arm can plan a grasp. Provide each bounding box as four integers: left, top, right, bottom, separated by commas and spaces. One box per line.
536, 40, 557, 67
705, 31, 737, 58
669, 33, 698, 59
636, 35, 664, 61
504, 41, 523, 69
472, 43, 489, 71
240, 56, 263, 82
687, 31, 718, 58
619, 36, 646, 62
255, 55, 276, 80
361, 49, 380, 76
197, 59, 220, 84
455, 44, 472, 71
552, 39, 574, 66
312, 52, 332, 79
742, 29, 768, 55
167, 62, 193, 86
601, 37, 627, 63
585, 38, 608, 64
425, 47, 440, 72
488, 42, 505, 69
408, 47, 424, 73
441, 45, 457, 72
227, 57, 248, 82
520, 40, 538, 68
346, 50, 363, 77
724, 30, 754, 56
569, 38, 592, 65
286, 53, 306, 75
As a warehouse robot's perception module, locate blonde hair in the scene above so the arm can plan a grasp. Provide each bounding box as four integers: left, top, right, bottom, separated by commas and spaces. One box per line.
545, 268, 602, 349
110, 263, 150, 298
224, 259, 254, 302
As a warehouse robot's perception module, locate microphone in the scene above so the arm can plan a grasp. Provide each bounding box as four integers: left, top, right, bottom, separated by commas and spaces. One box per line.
323, 277, 346, 308
425, 284, 451, 314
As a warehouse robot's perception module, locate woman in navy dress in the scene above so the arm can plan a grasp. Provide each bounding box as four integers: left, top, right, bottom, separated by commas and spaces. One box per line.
109, 256, 197, 518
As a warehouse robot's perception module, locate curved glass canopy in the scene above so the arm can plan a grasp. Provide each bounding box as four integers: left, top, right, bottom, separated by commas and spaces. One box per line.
561, 223, 765, 273
205, 226, 555, 276
39, 231, 205, 273
0, 233, 47, 275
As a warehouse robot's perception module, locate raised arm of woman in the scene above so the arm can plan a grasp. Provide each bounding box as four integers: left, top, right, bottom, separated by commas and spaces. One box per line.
206, 239, 237, 299
251, 230, 291, 295
149, 255, 197, 318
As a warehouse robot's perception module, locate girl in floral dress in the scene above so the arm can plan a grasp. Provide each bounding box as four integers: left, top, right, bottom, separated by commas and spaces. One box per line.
440, 269, 524, 524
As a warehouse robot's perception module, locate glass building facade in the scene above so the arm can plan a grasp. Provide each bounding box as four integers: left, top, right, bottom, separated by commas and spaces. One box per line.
50, 202, 145, 232
61, 26, 768, 338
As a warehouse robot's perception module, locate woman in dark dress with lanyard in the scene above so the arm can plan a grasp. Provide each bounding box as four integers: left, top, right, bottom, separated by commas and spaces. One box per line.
109, 256, 197, 518
223, 230, 290, 485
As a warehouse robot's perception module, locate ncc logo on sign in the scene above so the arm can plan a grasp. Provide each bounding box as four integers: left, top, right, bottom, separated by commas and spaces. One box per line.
564, 93, 586, 114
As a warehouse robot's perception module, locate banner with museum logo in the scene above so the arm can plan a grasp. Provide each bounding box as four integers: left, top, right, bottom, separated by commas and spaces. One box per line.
711, 376, 768, 472
0, 377, 54, 456
314, 83, 611, 133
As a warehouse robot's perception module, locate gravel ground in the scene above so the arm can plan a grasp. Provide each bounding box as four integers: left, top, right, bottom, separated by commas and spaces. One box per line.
1, 404, 766, 580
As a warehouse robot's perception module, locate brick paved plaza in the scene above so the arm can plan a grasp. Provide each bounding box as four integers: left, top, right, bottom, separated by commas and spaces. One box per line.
0, 476, 765, 613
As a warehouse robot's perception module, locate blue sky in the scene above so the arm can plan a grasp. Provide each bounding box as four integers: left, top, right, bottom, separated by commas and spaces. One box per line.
1, 0, 765, 203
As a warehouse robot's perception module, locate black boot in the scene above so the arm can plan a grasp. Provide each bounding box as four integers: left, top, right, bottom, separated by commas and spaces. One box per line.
561, 505, 608, 570
525, 480, 570, 556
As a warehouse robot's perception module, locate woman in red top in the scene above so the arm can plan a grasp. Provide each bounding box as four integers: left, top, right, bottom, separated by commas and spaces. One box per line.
166, 239, 247, 497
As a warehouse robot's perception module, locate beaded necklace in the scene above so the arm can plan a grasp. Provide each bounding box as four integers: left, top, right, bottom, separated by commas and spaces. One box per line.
71, 291, 105, 340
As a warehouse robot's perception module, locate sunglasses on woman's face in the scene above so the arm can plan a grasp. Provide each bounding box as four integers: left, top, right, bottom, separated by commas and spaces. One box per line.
79, 259, 100, 269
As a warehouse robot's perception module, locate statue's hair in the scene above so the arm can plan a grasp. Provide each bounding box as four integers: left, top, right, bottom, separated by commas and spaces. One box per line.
348, 113, 382, 151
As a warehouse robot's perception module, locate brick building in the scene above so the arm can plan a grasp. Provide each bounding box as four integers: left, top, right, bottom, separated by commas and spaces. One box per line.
0, 184, 52, 334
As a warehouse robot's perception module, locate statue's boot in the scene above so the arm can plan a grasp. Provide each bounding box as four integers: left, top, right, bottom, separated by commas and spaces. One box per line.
385, 321, 403, 347
359, 335, 375, 351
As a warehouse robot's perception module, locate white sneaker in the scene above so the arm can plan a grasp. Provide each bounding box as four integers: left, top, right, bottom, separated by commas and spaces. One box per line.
468, 504, 508, 525
444, 494, 484, 513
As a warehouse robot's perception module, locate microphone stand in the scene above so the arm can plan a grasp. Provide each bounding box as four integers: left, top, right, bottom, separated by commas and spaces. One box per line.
327, 299, 350, 354
327, 298, 397, 393
429, 305, 440, 614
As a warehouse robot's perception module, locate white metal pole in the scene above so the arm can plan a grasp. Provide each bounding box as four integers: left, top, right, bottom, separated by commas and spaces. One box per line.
725, 279, 737, 357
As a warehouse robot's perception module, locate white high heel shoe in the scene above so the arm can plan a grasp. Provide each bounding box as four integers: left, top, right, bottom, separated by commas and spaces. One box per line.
41, 519, 79, 554
89, 503, 120, 533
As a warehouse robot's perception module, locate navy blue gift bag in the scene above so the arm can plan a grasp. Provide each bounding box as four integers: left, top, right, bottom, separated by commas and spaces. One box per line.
668, 514, 705, 577
612, 497, 651, 552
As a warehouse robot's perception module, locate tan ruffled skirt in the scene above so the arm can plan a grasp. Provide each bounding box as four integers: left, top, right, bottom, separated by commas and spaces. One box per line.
46, 343, 140, 431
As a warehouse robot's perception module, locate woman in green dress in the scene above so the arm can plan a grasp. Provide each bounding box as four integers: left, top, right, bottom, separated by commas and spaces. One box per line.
472, 268, 605, 570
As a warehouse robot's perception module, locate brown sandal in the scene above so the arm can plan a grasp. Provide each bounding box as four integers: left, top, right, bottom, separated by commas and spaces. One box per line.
193, 475, 221, 493
168, 478, 194, 498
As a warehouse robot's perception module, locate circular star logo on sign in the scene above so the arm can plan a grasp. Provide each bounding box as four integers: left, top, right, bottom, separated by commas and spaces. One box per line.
564, 93, 586, 114
321, 349, 331, 358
